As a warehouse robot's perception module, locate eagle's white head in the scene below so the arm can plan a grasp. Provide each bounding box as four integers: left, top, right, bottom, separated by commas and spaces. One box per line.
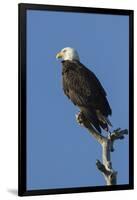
56, 47, 80, 61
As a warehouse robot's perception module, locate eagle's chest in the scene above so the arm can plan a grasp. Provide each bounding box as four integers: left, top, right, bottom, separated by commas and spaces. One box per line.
62, 64, 76, 81
62, 68, 79, 89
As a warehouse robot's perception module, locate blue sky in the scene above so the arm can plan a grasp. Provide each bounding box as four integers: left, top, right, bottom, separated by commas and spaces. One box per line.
27, 10, 129, 190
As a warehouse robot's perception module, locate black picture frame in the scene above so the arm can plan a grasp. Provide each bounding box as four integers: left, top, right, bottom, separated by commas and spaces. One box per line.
18, 3, 134, 196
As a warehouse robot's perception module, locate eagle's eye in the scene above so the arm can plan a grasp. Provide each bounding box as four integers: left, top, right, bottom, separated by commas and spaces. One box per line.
63, 49, 67, 53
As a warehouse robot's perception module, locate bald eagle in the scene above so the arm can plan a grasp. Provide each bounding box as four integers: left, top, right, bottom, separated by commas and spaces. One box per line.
56, 47, 112, 133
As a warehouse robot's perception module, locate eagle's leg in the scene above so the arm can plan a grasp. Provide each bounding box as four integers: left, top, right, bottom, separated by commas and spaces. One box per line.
75, 111, 85, 126
75, 111, 89, 127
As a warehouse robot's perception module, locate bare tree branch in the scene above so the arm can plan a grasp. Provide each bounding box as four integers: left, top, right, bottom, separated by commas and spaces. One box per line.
76, 112, 128, 185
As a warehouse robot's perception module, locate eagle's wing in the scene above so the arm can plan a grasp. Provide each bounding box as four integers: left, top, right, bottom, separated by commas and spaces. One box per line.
62, 61, 111, 117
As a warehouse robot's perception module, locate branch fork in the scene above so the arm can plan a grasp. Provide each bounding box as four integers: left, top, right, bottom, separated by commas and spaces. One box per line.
76, 112, 128, 185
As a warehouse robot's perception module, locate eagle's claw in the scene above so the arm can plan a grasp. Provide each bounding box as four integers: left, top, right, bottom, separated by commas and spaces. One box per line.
75, 112, 84, 126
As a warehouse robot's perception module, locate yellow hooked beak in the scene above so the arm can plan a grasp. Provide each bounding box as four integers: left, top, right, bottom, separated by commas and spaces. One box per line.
56, 51, 64, 59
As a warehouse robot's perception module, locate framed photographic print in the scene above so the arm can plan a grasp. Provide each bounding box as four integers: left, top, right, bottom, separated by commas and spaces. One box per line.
18, 3, 134, 196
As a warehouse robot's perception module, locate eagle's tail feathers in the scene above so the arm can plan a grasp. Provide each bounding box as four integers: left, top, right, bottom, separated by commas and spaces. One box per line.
99, 121, 109, 132
96, 110, 112, 127
105, 117, 112, 127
